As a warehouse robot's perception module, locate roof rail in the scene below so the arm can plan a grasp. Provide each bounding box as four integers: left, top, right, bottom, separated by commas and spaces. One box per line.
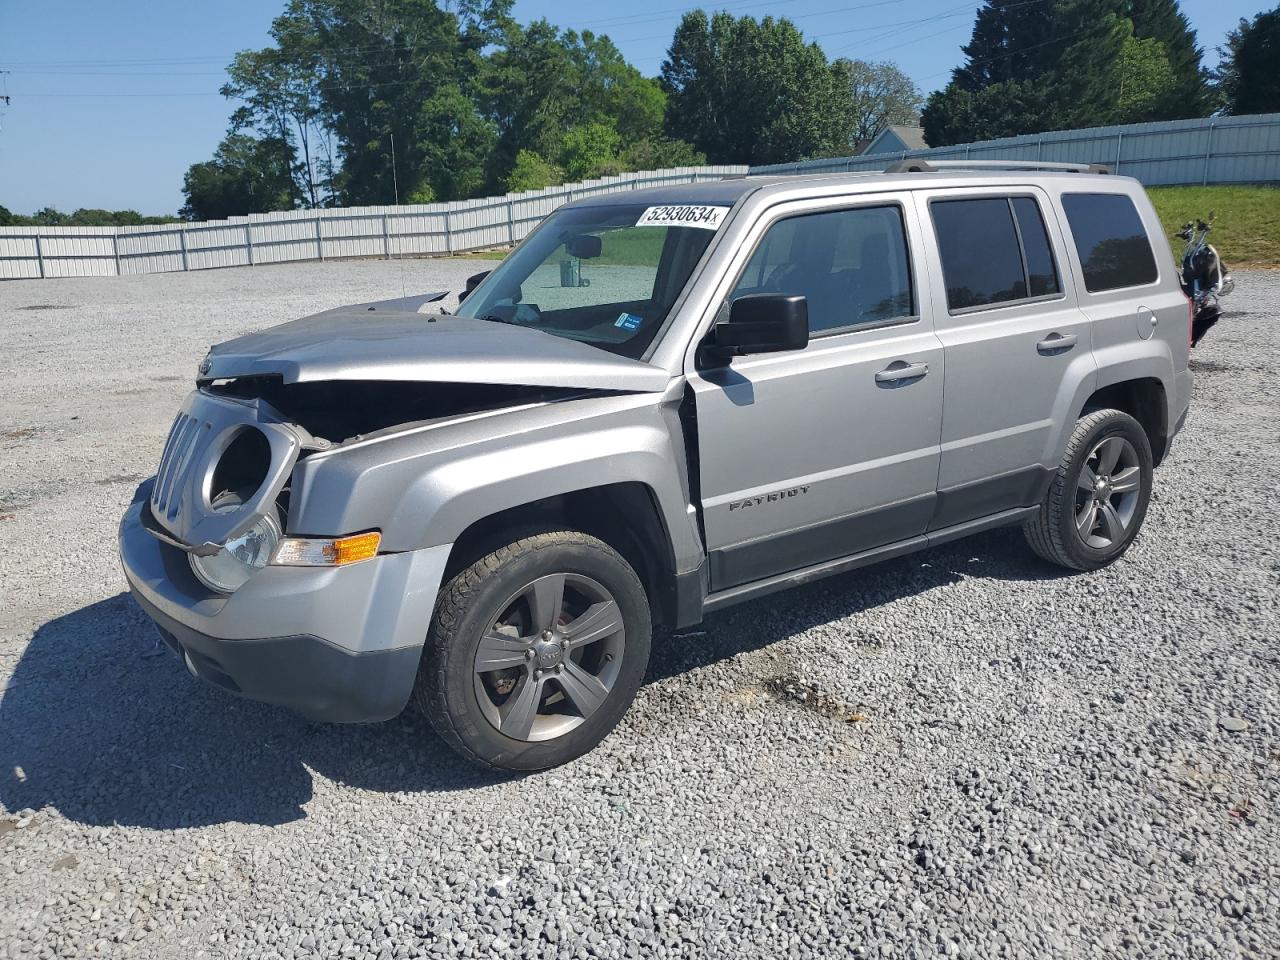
884, 159, 1111, 175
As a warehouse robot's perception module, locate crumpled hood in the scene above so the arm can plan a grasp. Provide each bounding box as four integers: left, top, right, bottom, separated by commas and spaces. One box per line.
200, 303, 671, 393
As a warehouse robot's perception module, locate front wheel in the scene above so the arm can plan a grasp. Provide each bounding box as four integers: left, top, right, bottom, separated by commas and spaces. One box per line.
415, 531, 651, 772
1023, 409, 1153, 571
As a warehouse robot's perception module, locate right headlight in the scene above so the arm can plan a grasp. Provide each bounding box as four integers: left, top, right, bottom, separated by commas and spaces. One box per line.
189, 510, 282, 594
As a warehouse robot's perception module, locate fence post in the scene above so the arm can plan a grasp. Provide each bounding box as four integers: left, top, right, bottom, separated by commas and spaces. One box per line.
382, 213, 391, 259
112, 230, 122, 277
506, 201, 515, 246
1201, 121, 1215, 186
1115, 132, 1123, 172
245, 223, 255, 266
178, 227, 189, 272
1037, 138, 1043, 160
314, 216, 324, 261
444, 209, 453, 255
35, 233, 45, 279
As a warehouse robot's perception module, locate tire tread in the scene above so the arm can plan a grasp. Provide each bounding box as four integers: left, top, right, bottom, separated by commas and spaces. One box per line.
414, 530, 636, 772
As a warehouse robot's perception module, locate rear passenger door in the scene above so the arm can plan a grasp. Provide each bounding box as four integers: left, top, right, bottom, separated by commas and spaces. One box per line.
688, 195, 945, 592
918, 189, 1095, 528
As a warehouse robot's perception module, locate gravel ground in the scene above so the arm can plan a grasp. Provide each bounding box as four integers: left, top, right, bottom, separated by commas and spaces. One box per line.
1, 259, 1277, 960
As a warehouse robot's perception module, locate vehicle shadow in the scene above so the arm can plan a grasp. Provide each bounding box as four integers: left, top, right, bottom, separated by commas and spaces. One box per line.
0, 594, 504, 831
0, 528, 1062, 830
648, 526, 1070, 682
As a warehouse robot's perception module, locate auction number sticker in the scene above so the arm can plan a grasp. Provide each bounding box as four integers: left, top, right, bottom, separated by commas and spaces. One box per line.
635, 205, 728, 230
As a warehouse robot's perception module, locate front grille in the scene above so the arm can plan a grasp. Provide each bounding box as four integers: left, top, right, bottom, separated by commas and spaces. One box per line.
152, 412, 206, 521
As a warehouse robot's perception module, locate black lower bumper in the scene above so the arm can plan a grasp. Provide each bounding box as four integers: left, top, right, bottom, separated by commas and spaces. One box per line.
130, 588, 422, 723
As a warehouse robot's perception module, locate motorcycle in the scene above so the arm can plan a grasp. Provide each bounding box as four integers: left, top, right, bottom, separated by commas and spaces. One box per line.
1177, 212, 1233, 347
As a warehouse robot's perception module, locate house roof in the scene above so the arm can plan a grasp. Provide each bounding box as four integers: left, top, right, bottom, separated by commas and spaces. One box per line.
862, 125, 928, 154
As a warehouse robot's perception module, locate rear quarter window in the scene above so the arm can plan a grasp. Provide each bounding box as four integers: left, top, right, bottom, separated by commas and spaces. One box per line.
1061, 193, 1158, 292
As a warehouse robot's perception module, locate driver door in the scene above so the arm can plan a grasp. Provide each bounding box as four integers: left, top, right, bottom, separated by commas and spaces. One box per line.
686, 195, 945, 592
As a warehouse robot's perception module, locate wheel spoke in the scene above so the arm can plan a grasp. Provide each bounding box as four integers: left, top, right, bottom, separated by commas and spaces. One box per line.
525, 574, 566, 633
1110, 466, 1141, 494
475, 629, 530, 672
498, 673, 544, 740
1099, 502, 1125, 542
555, 661, 610, 719
562, 600, 623, 648
1077, 464, 1097, 491
1096, 437, 1122, 476
1076, 501, 1098, 538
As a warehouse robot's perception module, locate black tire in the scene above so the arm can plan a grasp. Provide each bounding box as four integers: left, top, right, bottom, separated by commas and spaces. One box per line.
1023, 409, 1154, 571
415, 530, 651, 772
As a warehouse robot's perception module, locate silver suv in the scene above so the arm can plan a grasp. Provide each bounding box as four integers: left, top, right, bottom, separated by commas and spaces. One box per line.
119, 161, 1192, 771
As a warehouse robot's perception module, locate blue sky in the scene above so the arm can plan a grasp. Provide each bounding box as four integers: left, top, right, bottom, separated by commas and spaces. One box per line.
0, 0, 1262, 215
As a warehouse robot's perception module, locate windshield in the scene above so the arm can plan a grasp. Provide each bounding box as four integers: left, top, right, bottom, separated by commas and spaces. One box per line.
454, 202, 726, 359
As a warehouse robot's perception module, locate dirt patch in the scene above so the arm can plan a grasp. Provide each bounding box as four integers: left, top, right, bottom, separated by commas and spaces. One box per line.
2, 427, 41, 442
94, 473, 145, 487
1190, 358, 1246, 374
762, 674, 870, 724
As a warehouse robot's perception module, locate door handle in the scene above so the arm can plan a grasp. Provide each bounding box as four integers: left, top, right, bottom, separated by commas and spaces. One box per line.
875, 361, 929, 384
1036, 332, 1077, 354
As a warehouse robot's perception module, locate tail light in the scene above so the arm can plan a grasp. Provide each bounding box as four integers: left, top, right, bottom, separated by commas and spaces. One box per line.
1185, 293, 1194, 348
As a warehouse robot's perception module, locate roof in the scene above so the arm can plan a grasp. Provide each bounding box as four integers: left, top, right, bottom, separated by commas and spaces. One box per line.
862, 125, 928, 154
562, 165, 1136, 212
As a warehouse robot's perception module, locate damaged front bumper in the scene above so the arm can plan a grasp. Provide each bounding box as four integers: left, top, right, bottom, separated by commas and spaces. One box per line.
119, 480, 450, 722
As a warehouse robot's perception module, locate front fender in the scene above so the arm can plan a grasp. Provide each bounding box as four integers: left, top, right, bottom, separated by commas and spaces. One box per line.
287, 393, 699, 565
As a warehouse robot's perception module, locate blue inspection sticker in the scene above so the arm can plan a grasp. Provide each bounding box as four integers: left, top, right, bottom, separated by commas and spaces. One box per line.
614, 312, 643, 331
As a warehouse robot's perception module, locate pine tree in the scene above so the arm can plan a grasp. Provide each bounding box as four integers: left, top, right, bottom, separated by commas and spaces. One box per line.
923, 0, 1208, 146
1122, 0, 1211, 116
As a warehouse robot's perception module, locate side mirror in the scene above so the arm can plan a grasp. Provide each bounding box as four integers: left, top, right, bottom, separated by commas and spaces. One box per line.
461, 270, 490, 301
711, 294, 809, 356
565, 234, 602, 259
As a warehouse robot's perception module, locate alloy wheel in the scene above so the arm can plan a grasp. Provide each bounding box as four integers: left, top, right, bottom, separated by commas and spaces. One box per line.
472, 573, 625, 742
1074, 435, 1142, 549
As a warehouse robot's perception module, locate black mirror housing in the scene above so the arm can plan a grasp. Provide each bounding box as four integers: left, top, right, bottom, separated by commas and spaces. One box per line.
712, 294, 809, 356
565, 235, 603, 259
461, 270, 490, 301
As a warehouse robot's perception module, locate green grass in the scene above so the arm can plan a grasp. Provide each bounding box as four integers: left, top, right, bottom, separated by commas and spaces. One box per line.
1146, 185, 1280, 268
455, 248, 510, 261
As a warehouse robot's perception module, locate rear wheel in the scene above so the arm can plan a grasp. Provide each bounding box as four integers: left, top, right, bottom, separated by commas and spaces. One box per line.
415, 531, 651, 772
1023, 409, 1153, 571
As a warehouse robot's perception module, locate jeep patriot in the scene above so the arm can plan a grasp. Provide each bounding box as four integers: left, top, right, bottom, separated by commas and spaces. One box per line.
119, 161, 1192, 770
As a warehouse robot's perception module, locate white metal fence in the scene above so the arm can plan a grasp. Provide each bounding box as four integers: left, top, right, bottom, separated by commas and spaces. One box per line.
0, 166, 747, 280
4, 112, 1279, 281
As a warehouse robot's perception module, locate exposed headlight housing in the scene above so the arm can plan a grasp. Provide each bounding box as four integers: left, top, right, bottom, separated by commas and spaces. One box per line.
189, 510, 282, 594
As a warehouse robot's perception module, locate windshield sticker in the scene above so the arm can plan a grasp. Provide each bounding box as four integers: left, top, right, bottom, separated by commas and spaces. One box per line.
614, 312, 643, 331
635, 205, 728, 230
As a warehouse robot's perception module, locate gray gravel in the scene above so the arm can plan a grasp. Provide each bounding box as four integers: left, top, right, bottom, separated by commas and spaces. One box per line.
1, 258, 1278, 960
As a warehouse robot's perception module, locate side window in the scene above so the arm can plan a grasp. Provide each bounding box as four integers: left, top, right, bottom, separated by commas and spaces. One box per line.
1061, 193, 1158, 292
932, 196, 1064, 310
1011, 198, 1061, 297
731, 205, 914, 334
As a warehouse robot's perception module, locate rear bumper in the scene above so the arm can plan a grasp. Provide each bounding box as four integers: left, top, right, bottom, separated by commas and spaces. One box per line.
119, 480, 451, 722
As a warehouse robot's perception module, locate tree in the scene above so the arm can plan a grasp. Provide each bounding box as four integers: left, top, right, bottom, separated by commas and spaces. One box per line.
923, 0, 1209, 146
558, 122, 623, 181
834, 59, 922, 146
477, 21, 672, 190
1123, 0, 1212, 116
503, 149, 563, 192
621, 137, 706, 171
1114, 28, 1177, 122
661, 12, 857, 165
1216, 6, 1280, 115
180, 134, 296, 221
